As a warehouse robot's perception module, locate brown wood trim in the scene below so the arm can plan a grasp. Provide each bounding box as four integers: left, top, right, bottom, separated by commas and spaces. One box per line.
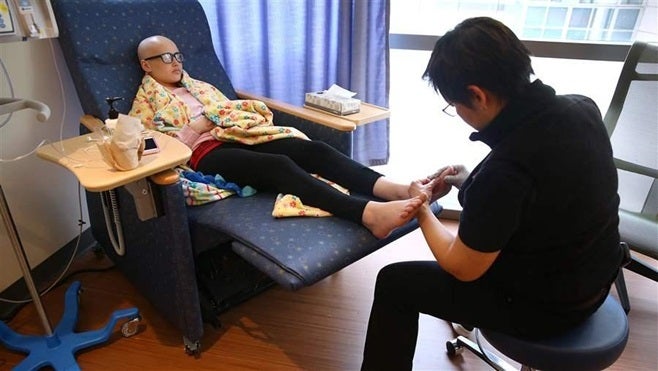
149, 168, 179, 185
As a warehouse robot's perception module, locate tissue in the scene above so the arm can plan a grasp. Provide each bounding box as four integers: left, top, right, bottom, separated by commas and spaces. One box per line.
97, 114, 146, 171
305, 84, 361, 115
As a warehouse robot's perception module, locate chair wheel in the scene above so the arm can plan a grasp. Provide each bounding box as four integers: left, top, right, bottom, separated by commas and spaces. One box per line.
184, 337, 201, 357
121, 316, 141, 337
446, 338, 464, 356
92, 244, 105, 259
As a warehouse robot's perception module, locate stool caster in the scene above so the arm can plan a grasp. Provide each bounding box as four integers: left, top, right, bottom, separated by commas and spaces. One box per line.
445, 338, 464, 356
446, 333, 516, 371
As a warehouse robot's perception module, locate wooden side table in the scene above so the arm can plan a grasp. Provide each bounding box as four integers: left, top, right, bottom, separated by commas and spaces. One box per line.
37, 131, 191, 192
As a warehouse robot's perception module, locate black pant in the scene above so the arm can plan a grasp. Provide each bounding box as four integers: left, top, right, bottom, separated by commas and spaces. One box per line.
196, 138, 383, 223
361, 261, 517, 371
360, 261, 601, 370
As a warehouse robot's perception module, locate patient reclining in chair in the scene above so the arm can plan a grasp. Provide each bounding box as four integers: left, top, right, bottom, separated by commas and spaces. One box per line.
129, 35, 444, 239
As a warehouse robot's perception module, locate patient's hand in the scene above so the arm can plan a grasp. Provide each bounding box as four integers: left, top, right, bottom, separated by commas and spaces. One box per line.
189, 115, 215, 134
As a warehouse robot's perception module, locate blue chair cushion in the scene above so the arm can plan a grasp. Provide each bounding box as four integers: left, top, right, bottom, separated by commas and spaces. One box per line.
481, 295, 628, 371
187, 192, 442, 289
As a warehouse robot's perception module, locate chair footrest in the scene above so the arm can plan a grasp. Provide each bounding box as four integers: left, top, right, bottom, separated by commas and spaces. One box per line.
189, 192, 442, 289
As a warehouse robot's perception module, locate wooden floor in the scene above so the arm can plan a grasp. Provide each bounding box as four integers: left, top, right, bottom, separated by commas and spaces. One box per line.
1, 220, 656, 370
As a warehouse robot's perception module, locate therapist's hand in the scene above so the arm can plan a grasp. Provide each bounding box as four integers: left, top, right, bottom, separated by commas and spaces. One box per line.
412, 166, 455, 203
444, 164, 470, 189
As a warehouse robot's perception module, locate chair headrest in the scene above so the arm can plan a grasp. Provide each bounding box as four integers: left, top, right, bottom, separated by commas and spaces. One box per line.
52, 0, 237, 121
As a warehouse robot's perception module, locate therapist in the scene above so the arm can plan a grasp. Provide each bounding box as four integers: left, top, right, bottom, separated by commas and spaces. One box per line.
361, 16, 624, 370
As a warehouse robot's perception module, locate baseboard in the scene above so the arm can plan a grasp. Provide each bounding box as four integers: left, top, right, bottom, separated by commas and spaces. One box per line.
438, 207, 461, 221
0, 228, 97, 321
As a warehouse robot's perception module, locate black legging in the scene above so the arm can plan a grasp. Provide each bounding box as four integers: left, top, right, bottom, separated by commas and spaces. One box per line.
361, 261, 602, 370
361, 261, 514, 370
195, 138, 383, 224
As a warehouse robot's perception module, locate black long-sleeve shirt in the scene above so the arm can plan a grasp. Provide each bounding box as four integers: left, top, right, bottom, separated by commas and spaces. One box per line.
458, 80, 623, 334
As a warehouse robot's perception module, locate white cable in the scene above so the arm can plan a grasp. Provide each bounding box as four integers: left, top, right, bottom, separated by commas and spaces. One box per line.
0, 139, 47, 163
0, 183, 86, 304
101, 190, 126, 256
0, 57, 15, 129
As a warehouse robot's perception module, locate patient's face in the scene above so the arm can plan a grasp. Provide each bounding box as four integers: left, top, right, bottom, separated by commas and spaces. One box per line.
140, 38, 183, 89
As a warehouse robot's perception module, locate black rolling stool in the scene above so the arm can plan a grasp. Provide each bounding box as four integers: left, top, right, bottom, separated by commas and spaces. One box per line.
447, 295, 629, 371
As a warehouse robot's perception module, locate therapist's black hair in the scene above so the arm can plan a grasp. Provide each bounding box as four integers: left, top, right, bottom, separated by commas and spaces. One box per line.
423, 17, 534, 107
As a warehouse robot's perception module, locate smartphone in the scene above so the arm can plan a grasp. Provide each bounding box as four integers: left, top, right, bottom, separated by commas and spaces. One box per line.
143, 136, 160, 155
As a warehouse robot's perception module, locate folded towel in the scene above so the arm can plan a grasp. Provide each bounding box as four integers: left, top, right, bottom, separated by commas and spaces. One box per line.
177, 166, 349, 218
272, 194, 332, 218
272, 175, 350, 218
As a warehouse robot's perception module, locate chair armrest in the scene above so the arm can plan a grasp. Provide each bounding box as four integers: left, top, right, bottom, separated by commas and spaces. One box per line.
80, 114, 105, 132
236, 90, 355, 156
150, 168, 180, 185
236, 90, 357, 131
615, 158, 658, 179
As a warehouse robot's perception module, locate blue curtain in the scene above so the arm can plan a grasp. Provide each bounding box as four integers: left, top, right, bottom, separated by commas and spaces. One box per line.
200, 0, 390, 165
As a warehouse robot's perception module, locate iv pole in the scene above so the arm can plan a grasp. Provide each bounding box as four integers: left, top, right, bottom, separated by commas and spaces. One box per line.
0, 190, 54, 334
0, 98, 54, 335
0, 98, 141, 371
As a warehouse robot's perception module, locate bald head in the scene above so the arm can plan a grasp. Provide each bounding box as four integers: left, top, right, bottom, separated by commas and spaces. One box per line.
137, 35, 184, 87
137, 35, 178, 61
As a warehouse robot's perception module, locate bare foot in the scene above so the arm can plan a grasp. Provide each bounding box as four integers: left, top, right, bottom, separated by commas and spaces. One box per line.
362, 197, 424, 239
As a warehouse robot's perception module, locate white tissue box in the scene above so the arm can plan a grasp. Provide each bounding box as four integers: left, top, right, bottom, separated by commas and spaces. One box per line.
304, 91, 361, 115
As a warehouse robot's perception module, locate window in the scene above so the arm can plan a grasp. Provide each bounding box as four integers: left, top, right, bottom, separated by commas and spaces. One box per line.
390, 0, 654, 44
386, 0, 656, 211
519, 4, 644, 42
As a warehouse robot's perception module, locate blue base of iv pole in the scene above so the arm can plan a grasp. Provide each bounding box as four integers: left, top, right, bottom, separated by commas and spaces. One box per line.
0, 281, 140, 371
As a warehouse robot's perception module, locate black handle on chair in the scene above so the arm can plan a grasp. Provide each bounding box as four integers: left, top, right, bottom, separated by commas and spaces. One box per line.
620, 242, 632, 268
615, 242, 633, 313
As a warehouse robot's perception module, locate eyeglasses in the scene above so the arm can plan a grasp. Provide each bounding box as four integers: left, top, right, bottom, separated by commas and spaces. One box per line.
143, 52, 184, 64
442, 103, 456, 117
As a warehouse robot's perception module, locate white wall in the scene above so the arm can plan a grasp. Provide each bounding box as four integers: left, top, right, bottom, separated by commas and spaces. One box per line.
0, 38, 86, 292
637, 0, 658, 41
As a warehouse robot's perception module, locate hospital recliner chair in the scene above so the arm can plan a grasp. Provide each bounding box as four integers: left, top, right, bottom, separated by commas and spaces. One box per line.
51, 0, 441, 354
